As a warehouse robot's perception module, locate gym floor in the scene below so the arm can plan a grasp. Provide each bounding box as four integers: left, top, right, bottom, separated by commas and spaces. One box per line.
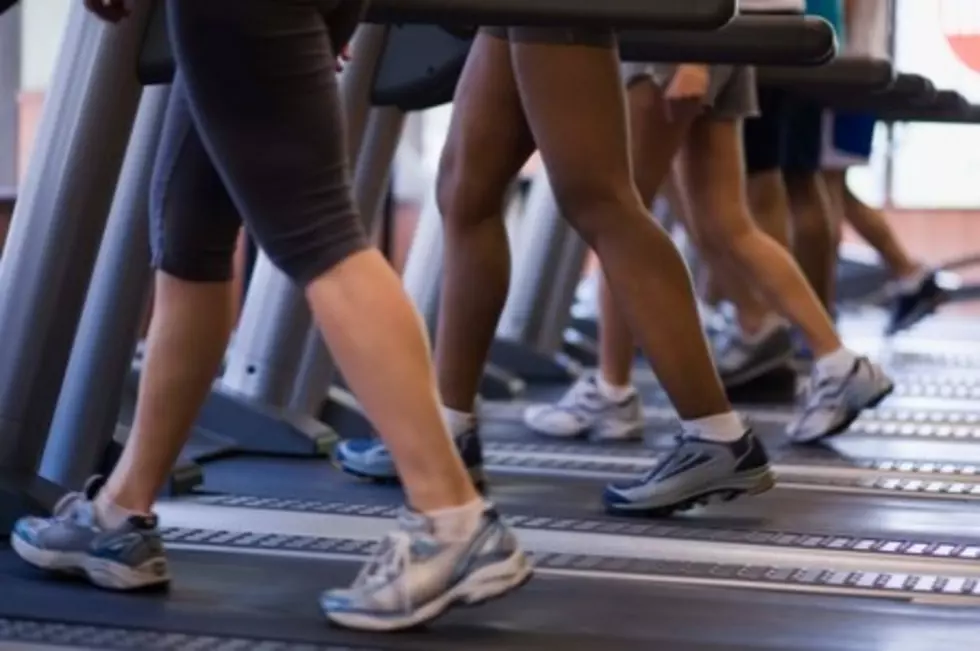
4, 314, 980, 650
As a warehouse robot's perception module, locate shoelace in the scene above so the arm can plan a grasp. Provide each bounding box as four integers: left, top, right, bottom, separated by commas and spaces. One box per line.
350, 531, 416, 613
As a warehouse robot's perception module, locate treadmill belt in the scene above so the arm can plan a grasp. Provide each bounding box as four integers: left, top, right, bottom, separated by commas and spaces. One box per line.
1, 548, 976, 651
198, 457, 980, 544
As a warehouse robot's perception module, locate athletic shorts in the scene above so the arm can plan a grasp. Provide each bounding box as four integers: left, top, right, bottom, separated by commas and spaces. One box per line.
820, 111, 877, 170
742, 87, 824, 176
621, 64, 759, 119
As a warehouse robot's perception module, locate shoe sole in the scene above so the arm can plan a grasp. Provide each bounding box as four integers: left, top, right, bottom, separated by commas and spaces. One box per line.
604, 468, 776, 518
791, 381, 896, 445
325, 551, 533, 632
11, 535, 170, 591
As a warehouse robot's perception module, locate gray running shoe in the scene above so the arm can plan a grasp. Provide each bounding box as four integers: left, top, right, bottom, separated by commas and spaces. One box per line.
788, 357, 894, 444
604, 430, 774, 516
321, 506, 532, 631
11, 476, 170, 590
715, 326, 795, 388
523, 374, 643, 440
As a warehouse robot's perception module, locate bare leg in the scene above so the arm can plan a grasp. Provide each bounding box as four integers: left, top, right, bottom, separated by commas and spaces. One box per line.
785, 172, 837, 307
435, 33, 535, 413
827, 170, 920, 279
101, 274, 235, 511
597, 77, 698, 389
511, 45, 728, 418
678, 117, 839, 357
308, 249, 478, 510
746, 170, 792, 249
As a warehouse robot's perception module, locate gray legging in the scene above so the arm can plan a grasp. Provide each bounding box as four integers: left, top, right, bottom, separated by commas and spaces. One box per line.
151, 0, 367, 286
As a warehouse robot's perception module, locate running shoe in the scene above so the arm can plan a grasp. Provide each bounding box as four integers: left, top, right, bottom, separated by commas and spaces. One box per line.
11, 476, 170, 590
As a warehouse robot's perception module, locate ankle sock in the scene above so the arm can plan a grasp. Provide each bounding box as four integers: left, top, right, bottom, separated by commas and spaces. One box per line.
93, 496, 144, 530
742, 314, 788, 345
443, 407, 476, 438
682, 411, 746, 443
815, 347, 858, 378
425, 498, 486, 543
596, 375, 636, 402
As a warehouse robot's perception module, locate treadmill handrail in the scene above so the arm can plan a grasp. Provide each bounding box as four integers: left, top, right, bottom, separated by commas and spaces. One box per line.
757, 56, 894, 92
365, 0, 736, 30
619, 15, 835, 66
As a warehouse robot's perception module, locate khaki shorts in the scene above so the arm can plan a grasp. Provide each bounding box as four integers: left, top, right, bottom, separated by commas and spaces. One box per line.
622, 64, 759, 119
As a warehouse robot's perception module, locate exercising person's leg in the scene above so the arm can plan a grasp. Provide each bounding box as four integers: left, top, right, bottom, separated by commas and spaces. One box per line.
13, 1, 528, 631
591, 69, 702, 430
821, 110, 947, 334
523, 61, 773, 514
677, 71, 893, 442
783, 99, 837, 309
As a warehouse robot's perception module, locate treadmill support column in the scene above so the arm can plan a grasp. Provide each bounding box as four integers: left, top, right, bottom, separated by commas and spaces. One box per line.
492, 172, 583, 381
0, 3, 19, 190
0, 2, 151, 531
40, 86, 171, 492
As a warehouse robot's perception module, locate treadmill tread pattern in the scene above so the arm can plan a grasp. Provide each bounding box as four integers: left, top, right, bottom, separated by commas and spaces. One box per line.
160, 527, 980, 601
485, 440, 980, 477
188, 496, 980, 562
478, 451, 980, 499
0, 617, 378, 651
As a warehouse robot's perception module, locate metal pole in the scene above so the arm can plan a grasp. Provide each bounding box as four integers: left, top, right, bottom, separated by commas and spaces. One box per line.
497, 172, 575, 348
0, 3, 20, 188
0, 2, 148, 471
402, 185, 444, 338
40, 85, 170, 490
0, 2, 149, 531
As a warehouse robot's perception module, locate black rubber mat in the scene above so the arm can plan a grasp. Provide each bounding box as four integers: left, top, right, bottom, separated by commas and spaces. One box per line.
198, 457, 980, 545
2, 548, 977, 651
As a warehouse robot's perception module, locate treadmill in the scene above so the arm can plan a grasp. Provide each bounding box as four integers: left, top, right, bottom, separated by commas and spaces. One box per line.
3, 2, 980, 649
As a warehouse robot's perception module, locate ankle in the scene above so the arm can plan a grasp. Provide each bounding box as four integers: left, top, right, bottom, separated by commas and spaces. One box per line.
93, 493, 150, 529
681, 411, 746, 443
423, 498, 487, 543
815, 347, 857, 377
442, 406, 476, 437
596, 373, 634, 401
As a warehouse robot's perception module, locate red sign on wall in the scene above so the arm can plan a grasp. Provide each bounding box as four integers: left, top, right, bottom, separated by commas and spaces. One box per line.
941, 0, 980, 72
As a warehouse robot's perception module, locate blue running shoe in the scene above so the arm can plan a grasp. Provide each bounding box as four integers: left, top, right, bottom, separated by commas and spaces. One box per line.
336, 428, 485, 488
604, 430, 774, 516
11, 476, 170, 590
321, 506, 532, 631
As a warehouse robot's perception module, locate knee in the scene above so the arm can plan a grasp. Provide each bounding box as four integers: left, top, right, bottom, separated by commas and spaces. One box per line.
696, 213, 756, 264
436, 154, 502, 237
551, 179, 639, 247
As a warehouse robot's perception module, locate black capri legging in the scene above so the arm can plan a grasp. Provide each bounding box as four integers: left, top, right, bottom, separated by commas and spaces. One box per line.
150, 0, 368, 286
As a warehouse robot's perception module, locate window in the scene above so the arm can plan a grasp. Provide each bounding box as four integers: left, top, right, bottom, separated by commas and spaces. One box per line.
889, 0, 980, 209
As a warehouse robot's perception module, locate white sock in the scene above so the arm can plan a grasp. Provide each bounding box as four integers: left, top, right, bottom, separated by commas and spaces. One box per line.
742, 314, 788, 345
93, 497, 144, 530
896, 267, 928, 293
682, 411, 746, 443
425, 499, 486, 543
815, 347, 858, 378
443, 407, 476, 438
596, 375, 636, 402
